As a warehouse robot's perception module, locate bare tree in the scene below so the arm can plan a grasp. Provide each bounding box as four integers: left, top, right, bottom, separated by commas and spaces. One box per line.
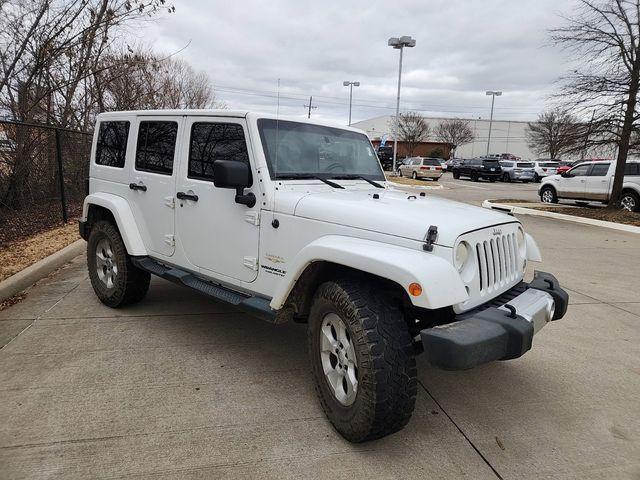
551, 0, 640, 208
525, 108, 582, 159
434, 118, 474, 157
394, 112, 430, 157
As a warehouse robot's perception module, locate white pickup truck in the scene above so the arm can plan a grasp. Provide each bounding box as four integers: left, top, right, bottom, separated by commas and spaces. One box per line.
539, 160, 640, 211
80, 110, 568, 442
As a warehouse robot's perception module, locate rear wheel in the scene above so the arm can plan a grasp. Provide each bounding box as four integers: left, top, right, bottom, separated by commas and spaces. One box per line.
620, 190, 640, 212
452, 171, 460, 179
471, 172, 479, 182
540, 185, 558, 204
502, 172, 511, 182
308, 279, 417, 443
534, 173, 541, 183
87, 221, 150, 308
489, 177, 496, 183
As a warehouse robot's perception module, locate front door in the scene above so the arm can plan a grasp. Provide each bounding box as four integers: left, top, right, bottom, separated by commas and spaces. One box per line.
128, 116, 182, 257
175, 117, 260, 283
558, 163, 590, 198
584, 162, 612, 200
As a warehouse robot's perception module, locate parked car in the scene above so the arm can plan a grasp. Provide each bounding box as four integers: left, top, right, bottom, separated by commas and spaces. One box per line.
80, 109, 568, 442
499, 160, 535, 182
443, 158, 462, 171
398, 156, 443, 180
451, 157, 502, 182
532, 160, 561, 182
539, 160, 640, 211
376, 145, 394, 171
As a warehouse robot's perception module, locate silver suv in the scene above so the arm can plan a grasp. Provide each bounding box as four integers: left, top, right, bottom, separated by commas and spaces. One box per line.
397, 157, 443, 180
499, 160, 535, 183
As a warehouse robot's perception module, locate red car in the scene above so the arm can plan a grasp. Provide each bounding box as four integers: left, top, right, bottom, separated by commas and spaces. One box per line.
557, 158, 611, 175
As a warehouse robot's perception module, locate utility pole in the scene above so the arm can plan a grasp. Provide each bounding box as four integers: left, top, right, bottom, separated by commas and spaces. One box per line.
343, 81, 360, 125
304, 96, 317, 118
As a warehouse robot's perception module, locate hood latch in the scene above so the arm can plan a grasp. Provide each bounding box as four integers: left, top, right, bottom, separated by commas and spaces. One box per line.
423, 225, 438, 252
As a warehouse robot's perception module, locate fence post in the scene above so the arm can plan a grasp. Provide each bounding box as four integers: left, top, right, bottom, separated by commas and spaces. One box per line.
54, 128, 68, 223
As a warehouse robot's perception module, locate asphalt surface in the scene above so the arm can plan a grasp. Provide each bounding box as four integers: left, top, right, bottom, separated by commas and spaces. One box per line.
1, 177, 639, 479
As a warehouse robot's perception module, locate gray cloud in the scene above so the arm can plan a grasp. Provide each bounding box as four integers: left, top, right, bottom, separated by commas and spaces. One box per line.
135, 0, 576, 124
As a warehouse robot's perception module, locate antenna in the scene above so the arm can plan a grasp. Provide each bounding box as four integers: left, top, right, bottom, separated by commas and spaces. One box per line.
304, 95, 317, 118
273, 78, 281, 222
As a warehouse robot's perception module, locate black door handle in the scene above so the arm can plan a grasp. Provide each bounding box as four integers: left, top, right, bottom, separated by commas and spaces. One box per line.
177, 191, 199, 202
129, 183, 147, 192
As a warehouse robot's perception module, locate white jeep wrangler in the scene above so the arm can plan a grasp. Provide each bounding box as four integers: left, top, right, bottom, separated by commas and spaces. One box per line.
80, 110, 568, 442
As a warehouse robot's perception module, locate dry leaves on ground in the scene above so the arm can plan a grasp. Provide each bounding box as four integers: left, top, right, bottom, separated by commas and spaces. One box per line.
0, 222, 80, 282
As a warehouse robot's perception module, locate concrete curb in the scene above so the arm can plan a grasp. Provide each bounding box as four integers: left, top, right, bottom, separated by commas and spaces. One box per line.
482, 200, 640, 234
0, 239, 86, 302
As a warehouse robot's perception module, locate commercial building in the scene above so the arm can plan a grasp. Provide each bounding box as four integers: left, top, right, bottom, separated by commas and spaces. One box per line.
351, 115, 535, 160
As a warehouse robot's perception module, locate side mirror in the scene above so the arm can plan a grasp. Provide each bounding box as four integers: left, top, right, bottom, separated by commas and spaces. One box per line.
561, 171, 570, 178
213, 160, 256, 207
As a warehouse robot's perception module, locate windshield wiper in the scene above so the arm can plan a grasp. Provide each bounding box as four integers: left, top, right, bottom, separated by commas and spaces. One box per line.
328, 174, 384, 188
276, 173, 344, 189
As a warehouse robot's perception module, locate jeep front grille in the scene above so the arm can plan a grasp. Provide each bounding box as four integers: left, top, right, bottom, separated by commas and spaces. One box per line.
475, 233, 518, 294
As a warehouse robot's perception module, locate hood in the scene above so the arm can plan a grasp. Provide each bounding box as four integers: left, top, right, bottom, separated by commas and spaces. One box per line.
289, 187, 518, 247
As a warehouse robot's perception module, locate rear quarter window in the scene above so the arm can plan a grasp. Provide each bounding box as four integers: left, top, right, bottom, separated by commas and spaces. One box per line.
95, 121, 130, 168
624, 163, 639, 175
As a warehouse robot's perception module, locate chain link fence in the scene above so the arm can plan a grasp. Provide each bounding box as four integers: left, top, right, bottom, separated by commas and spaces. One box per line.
0, 120, 92, 245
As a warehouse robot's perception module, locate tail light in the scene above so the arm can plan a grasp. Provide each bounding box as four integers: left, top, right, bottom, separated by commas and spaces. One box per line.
420, 166, 428, 170
542, 168, 547, 172
436, 166, 442, 170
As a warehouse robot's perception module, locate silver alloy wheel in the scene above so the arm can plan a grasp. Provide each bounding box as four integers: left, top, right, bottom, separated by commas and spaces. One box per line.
412, 171, 417, 179
621, 194, 636, 211
319, 312, 358, 406
95, 238, 118, 289
542, 189, 554, 203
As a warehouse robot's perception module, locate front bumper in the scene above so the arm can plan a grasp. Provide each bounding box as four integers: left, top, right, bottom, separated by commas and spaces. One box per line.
420, 271, 568, 370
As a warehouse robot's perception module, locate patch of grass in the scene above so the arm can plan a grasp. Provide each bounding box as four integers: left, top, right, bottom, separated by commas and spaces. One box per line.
0, 222, 80, 282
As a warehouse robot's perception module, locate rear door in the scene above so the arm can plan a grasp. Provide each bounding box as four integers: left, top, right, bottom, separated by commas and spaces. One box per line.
584, 162, 612, 200
128, 116, 182, 257
175, 117, 260, 282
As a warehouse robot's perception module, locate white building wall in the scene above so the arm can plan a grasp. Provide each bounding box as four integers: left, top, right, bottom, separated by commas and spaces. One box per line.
351, 115, 535, 160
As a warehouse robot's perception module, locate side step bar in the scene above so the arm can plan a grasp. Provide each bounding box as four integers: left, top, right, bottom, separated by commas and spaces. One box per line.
131, 257, 277, 322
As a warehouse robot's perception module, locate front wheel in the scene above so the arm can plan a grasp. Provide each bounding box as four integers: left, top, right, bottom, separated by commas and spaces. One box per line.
308, 280, 417, 442
87, 221, 150, 308
540, 186, 558, 204
411, 171, 417, 180
452, 171, 460, 179
398, 169, 403, 177
502, 172, 510, 182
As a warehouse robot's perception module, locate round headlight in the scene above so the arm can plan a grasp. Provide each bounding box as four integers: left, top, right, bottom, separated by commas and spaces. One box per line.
455, 242, 470, 272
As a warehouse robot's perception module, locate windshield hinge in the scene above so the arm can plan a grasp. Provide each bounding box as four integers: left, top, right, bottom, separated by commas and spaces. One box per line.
245, 211, 260, 226
164, 196, 175, 209
164, 234, 175, 247
423, 225, 438, 252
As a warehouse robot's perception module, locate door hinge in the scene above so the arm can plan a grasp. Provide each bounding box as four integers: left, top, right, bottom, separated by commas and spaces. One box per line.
164, 234, 175, 247
164, 196, 175, 209
245, 211, 260, 226
243, 256, 258, 270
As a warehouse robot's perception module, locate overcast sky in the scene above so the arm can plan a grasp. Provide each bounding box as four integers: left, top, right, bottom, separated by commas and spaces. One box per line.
136, 0, 576, 125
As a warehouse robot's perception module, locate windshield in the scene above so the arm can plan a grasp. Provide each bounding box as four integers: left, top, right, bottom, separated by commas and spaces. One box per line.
258, 119, 384, 180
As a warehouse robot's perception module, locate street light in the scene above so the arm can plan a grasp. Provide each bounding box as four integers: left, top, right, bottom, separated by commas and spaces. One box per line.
343, 81, 360, 126
388, 35, 416, 172
485, 90, 502, 157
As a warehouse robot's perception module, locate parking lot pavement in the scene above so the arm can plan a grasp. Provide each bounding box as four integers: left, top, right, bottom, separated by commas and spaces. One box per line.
1, 196, 639, 479
431, 172, 542, 205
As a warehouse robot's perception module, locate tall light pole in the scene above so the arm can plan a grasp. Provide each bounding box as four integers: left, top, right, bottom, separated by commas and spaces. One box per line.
343, 81, 360, 126
388, 35, 416, 172
485, 90, 502, 157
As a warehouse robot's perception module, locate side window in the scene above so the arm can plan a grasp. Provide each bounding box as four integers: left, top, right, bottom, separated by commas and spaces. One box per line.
95, 121, 129, 168
624, 163, 639, 175
135, 121, 178, 175
570, 164, 591, 177
188, 123, 250, 181
589, 163, 610, 176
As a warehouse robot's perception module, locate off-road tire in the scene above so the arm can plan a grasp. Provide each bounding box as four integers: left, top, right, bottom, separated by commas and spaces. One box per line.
308, 279, 417, 443
452, 171, 460, 179
87, 221, 150, 308
540, 185, 558, 204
